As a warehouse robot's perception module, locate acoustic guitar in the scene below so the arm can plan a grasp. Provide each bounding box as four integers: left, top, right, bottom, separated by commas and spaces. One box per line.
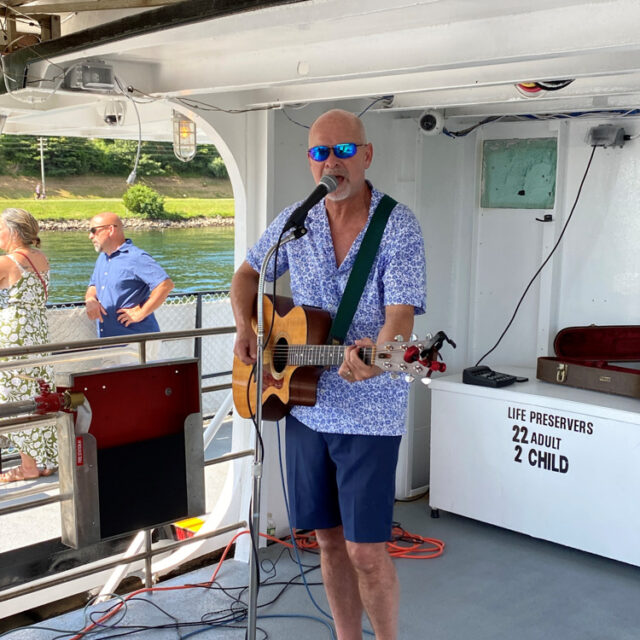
232, 295, 454, 420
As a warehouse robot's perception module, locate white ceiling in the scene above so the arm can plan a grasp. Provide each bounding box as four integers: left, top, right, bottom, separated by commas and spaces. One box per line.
2, 0, 640, 138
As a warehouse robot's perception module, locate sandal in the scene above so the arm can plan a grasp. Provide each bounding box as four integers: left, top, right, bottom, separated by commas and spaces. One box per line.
0, 466, 40, 483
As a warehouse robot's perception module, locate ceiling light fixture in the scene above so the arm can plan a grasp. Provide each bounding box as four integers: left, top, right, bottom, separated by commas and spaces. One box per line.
172, 111, 196, 162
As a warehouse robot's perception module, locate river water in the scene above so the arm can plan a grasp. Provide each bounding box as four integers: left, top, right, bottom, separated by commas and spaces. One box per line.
39, 227, 235, 304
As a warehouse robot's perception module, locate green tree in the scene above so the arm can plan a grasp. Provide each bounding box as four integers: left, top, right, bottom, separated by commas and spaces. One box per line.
208, 156, 228, 178
0, 135, 40, 175
44, 137, 97, 176
0, 134, 229, 178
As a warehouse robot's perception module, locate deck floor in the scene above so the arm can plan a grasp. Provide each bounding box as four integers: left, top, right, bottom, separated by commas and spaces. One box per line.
5, 496, 640, 639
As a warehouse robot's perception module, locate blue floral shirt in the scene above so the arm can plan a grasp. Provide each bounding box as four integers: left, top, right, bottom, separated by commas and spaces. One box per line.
246, 185, 427, 435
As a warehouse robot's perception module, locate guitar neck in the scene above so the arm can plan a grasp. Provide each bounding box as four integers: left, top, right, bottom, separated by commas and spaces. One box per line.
285, 344, 376, 367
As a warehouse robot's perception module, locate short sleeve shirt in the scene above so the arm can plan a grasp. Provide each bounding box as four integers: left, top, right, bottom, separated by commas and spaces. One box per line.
89, 239, 170, 337
246, 185, 427, 436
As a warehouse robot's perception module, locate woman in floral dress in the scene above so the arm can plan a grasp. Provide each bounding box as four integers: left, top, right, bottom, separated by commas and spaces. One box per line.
0, 208, 56, 482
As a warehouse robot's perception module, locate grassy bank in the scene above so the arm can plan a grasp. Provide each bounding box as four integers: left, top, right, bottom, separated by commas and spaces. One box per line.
0, 197, 234, 220
0, 175, 233, 199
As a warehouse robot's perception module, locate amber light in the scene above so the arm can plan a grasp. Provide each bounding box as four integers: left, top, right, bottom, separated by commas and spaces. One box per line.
172, 110, 197, 162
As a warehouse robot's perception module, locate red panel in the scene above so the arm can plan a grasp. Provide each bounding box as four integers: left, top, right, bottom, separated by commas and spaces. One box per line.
60, 361, 200, 450
554, 326, 640, 362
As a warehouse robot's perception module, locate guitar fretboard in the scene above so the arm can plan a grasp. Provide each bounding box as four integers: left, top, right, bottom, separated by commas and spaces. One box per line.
281, 344, 375, 367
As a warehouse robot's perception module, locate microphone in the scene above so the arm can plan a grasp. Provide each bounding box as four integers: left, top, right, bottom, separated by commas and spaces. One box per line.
282, 175, 339, 232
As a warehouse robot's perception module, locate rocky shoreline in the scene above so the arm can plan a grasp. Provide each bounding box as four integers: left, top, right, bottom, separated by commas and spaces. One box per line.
38, 216, 234, 232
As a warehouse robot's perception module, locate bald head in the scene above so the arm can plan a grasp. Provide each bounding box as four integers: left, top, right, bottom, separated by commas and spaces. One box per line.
93, 212, 122, 228
309, 109, 367, 146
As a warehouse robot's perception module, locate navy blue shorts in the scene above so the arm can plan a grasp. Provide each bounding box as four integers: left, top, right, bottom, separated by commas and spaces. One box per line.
285, 415, 401, 543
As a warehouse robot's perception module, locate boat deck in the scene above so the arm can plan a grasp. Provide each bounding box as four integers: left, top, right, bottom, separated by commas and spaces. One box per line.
4, 496, 640, 639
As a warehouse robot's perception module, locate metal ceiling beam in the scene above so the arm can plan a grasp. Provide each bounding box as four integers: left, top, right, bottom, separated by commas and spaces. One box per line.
83, 1, 640, 106
5, 0, 640, 131
444, 95, 640, 119
385, 74, 640, 112
148, 49, 640, 114
1, 0, 306, 95
20, 0, 179, 14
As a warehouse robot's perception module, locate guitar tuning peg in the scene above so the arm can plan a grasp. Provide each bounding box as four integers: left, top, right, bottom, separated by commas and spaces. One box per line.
410, 333, 418, 342
404, 375, 415, 383
390, 373, 399, 380
394, 334, 404, 342
420, 377, 432, 386
425, 333, 432, 341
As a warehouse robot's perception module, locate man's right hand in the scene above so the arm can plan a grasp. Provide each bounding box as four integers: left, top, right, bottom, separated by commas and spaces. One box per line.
86, 298, 107, 322
233, 327, 257, 365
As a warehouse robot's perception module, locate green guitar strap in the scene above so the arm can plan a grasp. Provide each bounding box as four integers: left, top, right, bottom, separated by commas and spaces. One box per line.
328, 194, 397, 344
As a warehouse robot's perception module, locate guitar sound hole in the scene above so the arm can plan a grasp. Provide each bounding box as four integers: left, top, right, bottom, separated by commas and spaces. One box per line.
273, 337, 288, 373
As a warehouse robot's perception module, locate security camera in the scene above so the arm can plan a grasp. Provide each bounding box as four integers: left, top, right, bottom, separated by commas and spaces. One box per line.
102, 100, 126, 127
419, 109, 444, 135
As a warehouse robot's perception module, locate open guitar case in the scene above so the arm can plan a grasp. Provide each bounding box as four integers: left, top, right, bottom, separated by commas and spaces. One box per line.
536, 325, 640, 398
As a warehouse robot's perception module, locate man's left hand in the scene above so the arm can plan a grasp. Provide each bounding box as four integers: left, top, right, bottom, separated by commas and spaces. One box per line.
339, 338, 382, 383
117, 305, 145, 327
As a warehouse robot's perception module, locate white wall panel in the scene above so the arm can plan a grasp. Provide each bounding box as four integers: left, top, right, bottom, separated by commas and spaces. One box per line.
556, 120, 640, 329
412, 116, 640, 374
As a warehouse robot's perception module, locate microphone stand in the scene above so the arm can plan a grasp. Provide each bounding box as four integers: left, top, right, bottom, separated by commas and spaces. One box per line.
246, 225, 307, 640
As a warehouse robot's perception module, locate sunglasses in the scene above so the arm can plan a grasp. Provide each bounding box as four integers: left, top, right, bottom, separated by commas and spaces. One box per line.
89, 224, 113, 235
308, 143, 366, 162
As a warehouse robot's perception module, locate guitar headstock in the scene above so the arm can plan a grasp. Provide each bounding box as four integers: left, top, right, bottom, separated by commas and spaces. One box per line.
375, 331, 456, 384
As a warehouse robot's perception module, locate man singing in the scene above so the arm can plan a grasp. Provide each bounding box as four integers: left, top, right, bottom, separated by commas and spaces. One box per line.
231, 109, 427, 640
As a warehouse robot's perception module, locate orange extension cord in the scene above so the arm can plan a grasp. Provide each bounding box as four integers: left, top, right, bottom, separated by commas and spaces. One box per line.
292, 526, 445, 559
69, 525, 444, 639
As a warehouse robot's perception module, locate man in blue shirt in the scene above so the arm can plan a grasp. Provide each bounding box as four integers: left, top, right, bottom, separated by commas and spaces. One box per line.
85, 212, 174, 337
231, 109, 426, 640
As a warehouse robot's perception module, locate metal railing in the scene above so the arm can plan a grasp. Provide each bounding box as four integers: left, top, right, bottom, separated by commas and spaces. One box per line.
0, 325, 234, 359
45, 290, 235, 416
0, 521, 247, 604
0, 322, 253, 603
45, 290, 230, 311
